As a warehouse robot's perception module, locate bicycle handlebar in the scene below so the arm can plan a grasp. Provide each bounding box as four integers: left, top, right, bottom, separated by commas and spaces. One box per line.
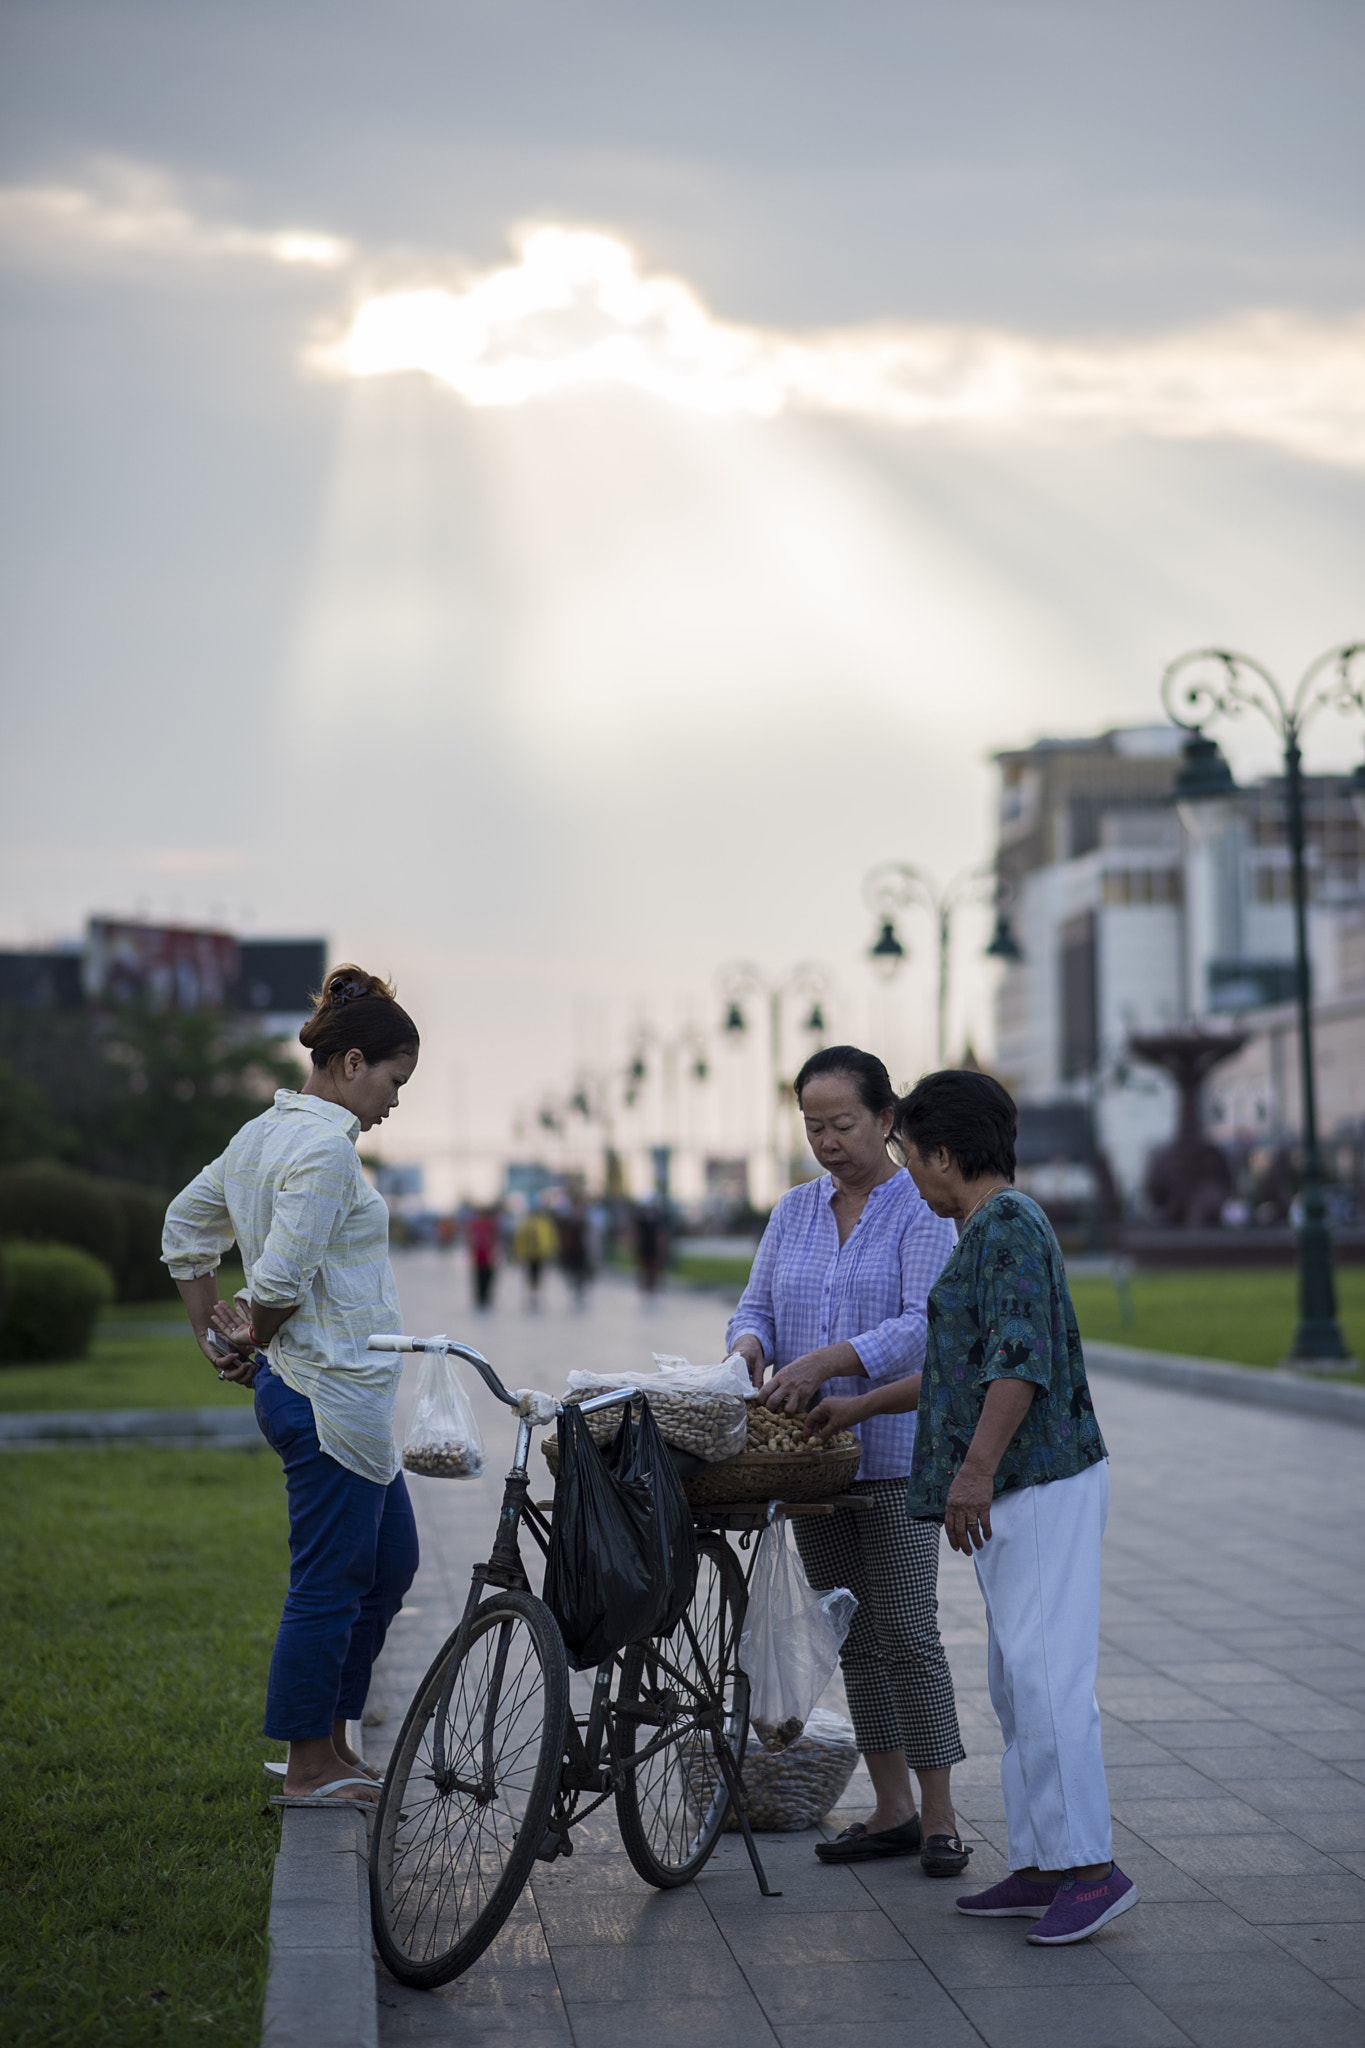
367, 1333, 520, 1410
367, 1334, 649, 1428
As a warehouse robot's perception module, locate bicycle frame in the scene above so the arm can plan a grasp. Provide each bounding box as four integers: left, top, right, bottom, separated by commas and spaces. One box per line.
367, 1333, 778, 1895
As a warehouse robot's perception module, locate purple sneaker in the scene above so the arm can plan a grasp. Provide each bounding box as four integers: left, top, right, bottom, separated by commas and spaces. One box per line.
955, 1873, 1060, 1918
1026, 1865, 1138, 1944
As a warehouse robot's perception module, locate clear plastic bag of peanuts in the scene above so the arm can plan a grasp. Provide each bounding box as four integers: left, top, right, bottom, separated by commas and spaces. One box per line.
402, 1346, 486, 1479
738, 1519, 857, 1749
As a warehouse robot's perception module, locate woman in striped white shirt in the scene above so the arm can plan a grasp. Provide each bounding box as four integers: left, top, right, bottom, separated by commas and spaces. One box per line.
162, 968, 420, 1809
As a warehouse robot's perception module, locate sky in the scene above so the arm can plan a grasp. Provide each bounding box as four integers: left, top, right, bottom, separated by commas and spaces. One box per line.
2, 0, 1363, 1198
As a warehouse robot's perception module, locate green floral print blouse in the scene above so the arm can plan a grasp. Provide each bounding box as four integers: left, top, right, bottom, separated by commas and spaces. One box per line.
905, 1189, 1107, 1522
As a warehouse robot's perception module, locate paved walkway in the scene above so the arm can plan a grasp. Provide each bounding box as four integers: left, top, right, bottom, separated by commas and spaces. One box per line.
367, 1251, 1365, 2048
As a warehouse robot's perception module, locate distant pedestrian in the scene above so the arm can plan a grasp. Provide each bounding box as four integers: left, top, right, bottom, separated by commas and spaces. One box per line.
512, 1203, 558, 1310
633, 1198, 666, 1294
556, 1200, 592, 1308
161, 966, 421, 1811
466, 1204, 501, 1310
896, 1069, 1137, 1945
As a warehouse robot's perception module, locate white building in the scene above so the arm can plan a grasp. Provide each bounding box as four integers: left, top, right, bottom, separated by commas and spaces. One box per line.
992, 728, 1365, 1204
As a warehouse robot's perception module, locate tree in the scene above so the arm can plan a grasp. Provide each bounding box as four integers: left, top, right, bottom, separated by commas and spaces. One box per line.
0, 1007, 304, 1190
0, 1057, 73, 1167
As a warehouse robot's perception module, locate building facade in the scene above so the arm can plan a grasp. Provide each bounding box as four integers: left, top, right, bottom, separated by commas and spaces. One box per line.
992, 728, 1365, 1205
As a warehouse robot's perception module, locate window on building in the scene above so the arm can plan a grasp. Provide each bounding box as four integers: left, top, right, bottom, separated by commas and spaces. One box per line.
1101, 868, 1183, 906
1060, 911, 1098, 1079
1254, 866, 1296, 904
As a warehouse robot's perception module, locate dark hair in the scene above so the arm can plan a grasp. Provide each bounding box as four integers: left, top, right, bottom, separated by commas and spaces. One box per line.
793, 1045, 897, 1118
298, 964, 420, 1070
894, 1069, 1017, 1182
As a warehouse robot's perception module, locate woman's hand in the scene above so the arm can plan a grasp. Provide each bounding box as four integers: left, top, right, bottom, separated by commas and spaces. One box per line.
804, 1394, 865, 1444
943, 1378, 1037, 1553
943, 1465, 996, 1554
762, 1342, 859, 1416
730, 1334, 767, 1390
203, 1301, 259, 1386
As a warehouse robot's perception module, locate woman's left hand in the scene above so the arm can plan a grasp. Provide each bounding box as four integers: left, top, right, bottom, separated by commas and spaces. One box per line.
943, 1465, 996, 1554
762, 1346, 851, 1416
206, 1301, 259, 1385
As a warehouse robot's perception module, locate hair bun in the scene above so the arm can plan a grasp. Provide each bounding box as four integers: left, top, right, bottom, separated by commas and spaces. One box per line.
298, 964, 416, 1065
323, 965, 397, 1009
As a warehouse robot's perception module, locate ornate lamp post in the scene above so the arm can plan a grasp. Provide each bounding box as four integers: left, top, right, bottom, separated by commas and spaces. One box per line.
717, 961, 831, 1202
1161, 641, 1365, 1370
862, 862, 1021, 1066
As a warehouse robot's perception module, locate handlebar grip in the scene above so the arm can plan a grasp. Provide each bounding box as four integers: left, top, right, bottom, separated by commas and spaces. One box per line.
367, 1334, 416, 1352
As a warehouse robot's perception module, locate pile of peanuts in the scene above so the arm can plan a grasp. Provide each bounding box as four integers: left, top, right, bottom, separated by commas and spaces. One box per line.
402, 1439, 485, 1479
743, 1404, 859, 1458
684, 1714, 860, 1832
729, 1717, 860, 1831
563, 1387, 748, 1463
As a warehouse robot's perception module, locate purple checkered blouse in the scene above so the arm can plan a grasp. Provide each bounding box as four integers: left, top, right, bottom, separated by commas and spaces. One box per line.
726, 1170, 957, 1481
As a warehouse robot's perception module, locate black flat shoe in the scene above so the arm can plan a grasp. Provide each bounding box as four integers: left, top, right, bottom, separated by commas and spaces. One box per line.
921, 1834, 972, 1877
815, 1816, 923, 1863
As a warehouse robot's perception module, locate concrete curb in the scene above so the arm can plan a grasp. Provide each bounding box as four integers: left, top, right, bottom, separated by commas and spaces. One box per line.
0, 1406, 260, 1448
261, 1806, 377, 2048
1084, 1340, 1365, 1427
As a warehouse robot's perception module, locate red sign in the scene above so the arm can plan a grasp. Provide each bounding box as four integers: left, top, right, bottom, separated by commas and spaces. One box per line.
84, 919, 240, 1013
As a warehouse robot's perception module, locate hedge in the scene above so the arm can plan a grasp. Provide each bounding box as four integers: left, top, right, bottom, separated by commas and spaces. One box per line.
0, 1241, 115, 1363
0, 1164, 178, 1303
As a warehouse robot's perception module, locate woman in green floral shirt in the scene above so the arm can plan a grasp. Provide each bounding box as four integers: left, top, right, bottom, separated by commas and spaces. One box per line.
896, 1070, 1136, 1947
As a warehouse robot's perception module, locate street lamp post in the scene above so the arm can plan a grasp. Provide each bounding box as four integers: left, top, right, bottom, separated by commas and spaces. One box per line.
862, 862, 1021, 1067
717, 961, 831, 1204
1161, 641, 1365, 1370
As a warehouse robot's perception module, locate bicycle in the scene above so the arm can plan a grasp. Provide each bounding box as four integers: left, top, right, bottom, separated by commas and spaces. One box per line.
364, 1334, 779, 1990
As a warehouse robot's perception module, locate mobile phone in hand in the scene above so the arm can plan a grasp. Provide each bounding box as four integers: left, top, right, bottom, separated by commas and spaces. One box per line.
206, 1326, 235, 1358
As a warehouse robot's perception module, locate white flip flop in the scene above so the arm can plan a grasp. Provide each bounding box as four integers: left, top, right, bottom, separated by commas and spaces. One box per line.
263, 1759, 380, 1782
270, 1776, 380, 1809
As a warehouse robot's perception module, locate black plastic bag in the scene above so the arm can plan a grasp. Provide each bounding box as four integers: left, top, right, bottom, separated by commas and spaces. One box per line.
605, 1397, 698, 1640
544, 1397, 698, 1670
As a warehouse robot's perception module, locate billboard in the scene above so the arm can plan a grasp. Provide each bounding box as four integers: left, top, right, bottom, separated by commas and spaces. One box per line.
83, 919, 240, 1013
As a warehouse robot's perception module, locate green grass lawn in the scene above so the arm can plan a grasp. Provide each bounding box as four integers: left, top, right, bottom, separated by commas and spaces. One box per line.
0, 1334, 257, 1414
0, 1271, 252, 1413
671, 1251, 755, 1291
0, 1445, 288, 2047
1070, 1264, 1365, 1379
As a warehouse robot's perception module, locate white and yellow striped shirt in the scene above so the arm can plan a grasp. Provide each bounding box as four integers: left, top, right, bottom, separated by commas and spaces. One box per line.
162, 1090, 404, 1484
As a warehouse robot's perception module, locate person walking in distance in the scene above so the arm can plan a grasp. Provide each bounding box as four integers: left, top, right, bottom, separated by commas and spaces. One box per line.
466, 1203, 500, 1311
512, 1200, 558, 1311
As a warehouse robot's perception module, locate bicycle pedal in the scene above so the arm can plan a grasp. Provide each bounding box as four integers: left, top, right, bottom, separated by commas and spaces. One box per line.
535, 1829, 574, 1862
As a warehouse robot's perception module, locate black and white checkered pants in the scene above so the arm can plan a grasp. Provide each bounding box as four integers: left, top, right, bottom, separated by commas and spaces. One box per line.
793, 1477, 965, 1771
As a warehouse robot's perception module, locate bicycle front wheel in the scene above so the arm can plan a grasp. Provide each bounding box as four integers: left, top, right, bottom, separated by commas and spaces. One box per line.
613, 1534, 750, 1887
370, 1589, 569, 1988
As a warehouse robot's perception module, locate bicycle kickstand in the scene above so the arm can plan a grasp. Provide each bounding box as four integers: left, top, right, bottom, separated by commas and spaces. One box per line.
712, 1735, 781, 1898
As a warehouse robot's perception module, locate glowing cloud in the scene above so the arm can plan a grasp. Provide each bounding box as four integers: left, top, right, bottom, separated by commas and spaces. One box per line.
329, 227, 1365, 466
0, 160, 352, 269
2, 165, 1361, 465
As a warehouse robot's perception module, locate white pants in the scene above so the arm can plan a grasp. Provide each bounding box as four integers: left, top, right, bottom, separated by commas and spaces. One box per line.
973, 1459, 1112, 1871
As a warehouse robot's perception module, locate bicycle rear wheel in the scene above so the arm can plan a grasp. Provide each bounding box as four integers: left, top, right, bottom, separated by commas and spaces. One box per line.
613, 1534, 750, 1887
370, 1588, 569, 1987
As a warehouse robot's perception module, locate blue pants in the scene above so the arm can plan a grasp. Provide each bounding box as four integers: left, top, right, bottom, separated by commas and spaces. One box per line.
255, 1368, 419, 1742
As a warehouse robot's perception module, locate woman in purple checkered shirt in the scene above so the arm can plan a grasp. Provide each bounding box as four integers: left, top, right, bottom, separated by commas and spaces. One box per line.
726, 1045, 970, 1877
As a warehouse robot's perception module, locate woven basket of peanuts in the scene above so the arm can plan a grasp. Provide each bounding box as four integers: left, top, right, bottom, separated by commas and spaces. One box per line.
542, 1395, 861, 1505
680, 1400, 861, 1506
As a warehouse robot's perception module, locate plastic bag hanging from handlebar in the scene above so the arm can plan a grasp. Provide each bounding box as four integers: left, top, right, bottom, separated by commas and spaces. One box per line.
544, 1397, 698, 1671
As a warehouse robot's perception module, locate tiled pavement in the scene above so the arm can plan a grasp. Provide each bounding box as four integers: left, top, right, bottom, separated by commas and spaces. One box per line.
366, 1250, 1365, 2047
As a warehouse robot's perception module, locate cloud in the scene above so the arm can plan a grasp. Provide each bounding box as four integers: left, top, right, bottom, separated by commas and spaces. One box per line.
328, 226, 1365, 468
2, 165, 1361, 466
0, 159, 351, 270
